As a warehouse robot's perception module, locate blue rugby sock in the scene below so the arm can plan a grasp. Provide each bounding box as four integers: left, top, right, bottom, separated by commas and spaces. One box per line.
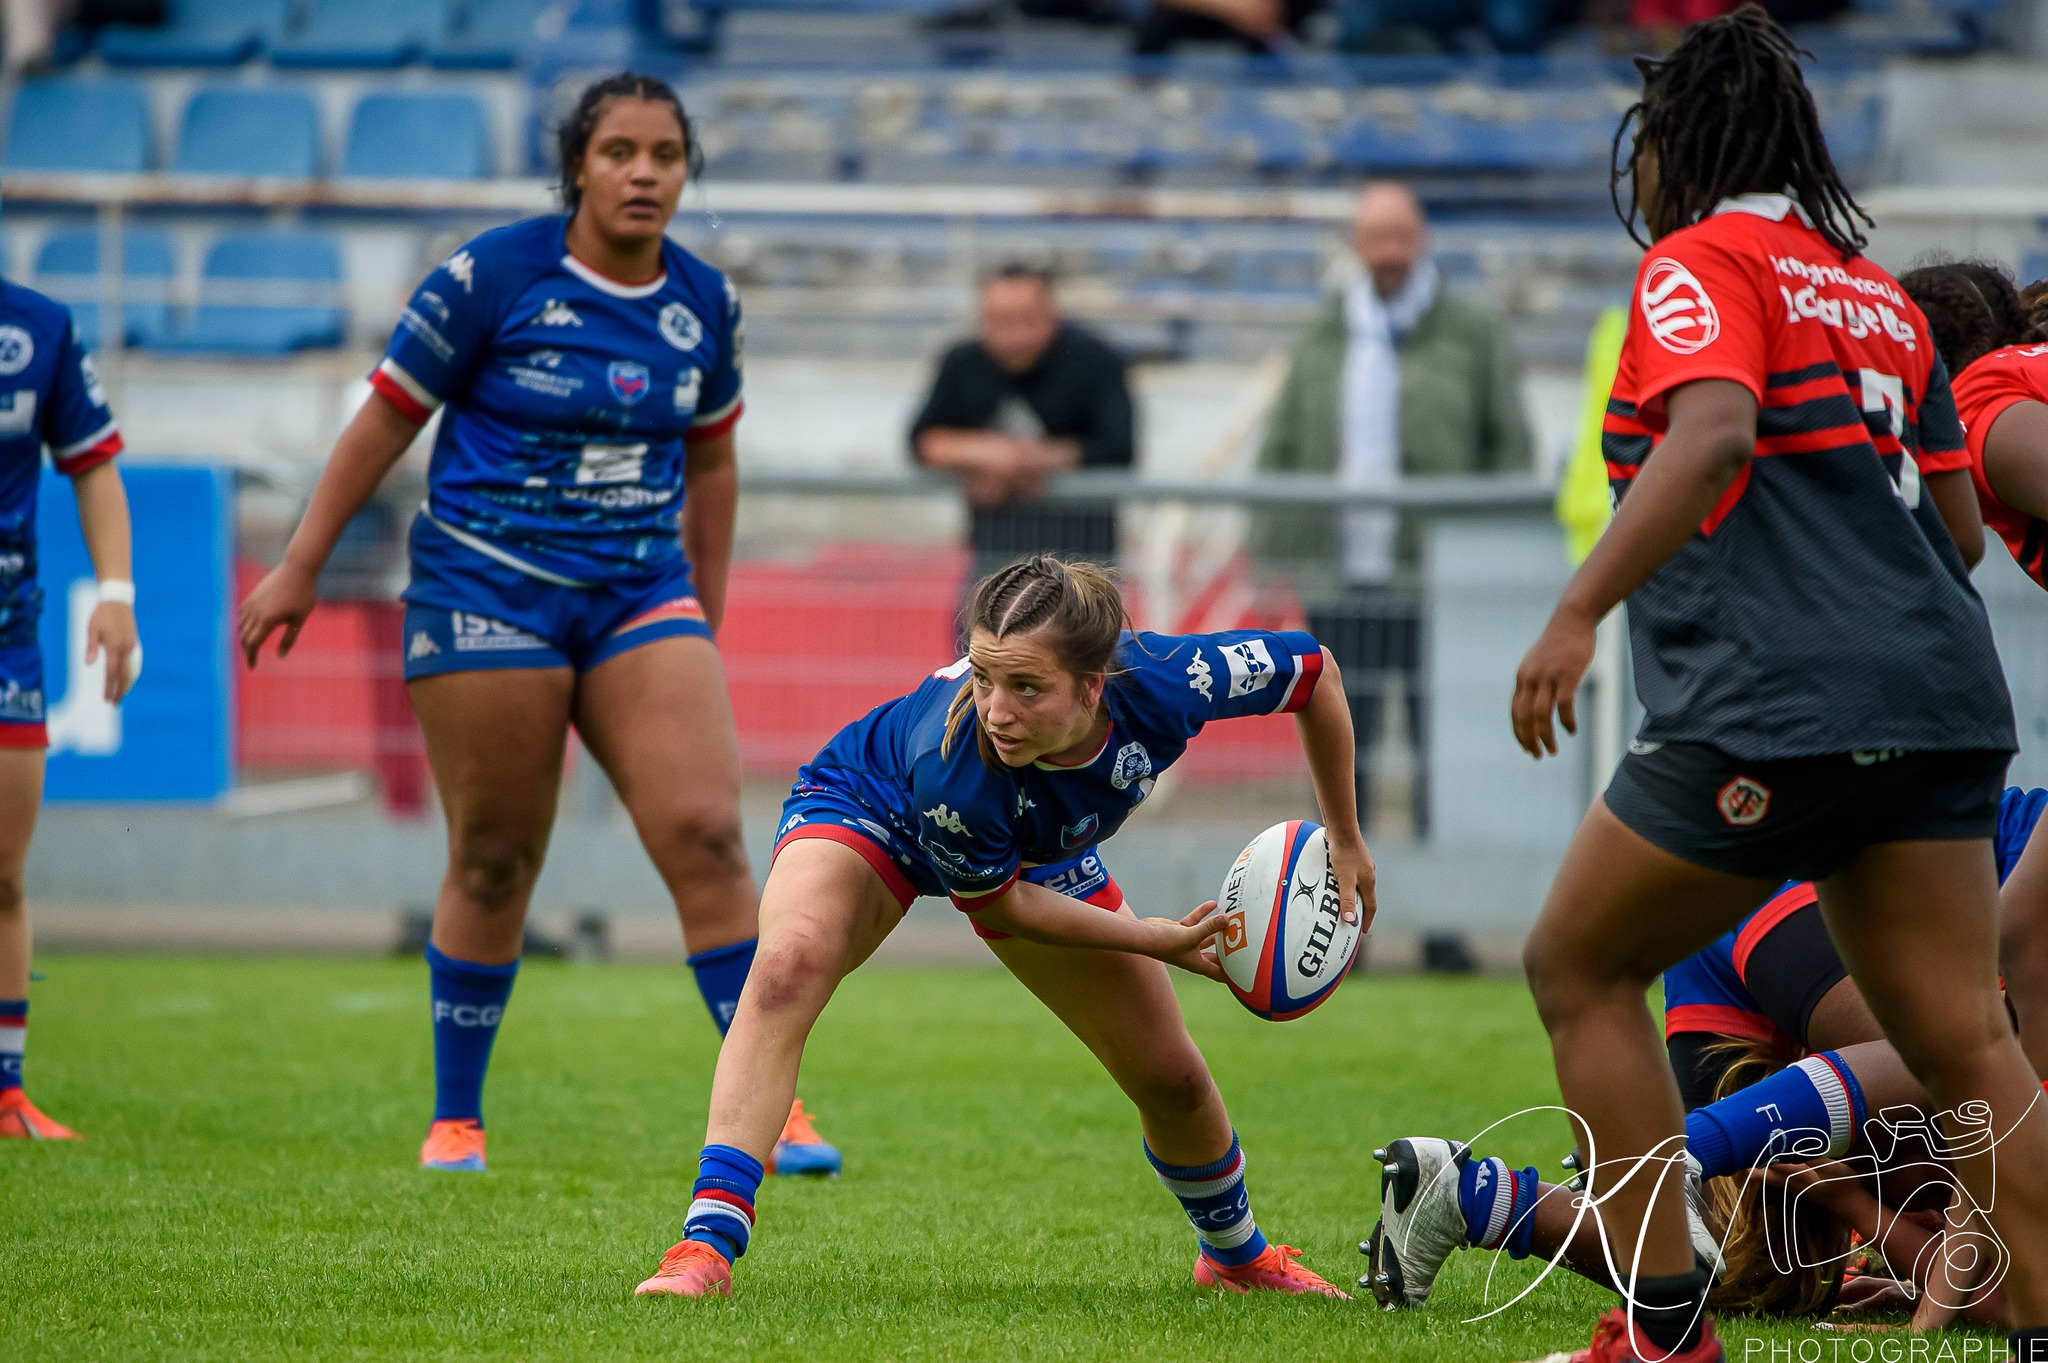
1686, 1051, 1866, 1181
1147, 1133, 1269, 1267
1458, 1154, 1541, 1259
426, 943, 517, 1124
0, 999, 23, 1093
687, 938, 757, 1037
685, 1143, 765, 1263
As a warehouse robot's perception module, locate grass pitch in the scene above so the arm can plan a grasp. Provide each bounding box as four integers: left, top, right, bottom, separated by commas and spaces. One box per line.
5, 955, 1964, 1360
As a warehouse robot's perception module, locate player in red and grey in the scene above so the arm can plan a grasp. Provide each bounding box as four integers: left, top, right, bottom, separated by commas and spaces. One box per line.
1900, 262, 2048, 1090
0, 279, 139, 1140
1506, 12, 2048, 1363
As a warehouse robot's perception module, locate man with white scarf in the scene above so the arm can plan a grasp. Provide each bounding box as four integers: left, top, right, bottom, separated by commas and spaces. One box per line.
1255, 182, 1533, 836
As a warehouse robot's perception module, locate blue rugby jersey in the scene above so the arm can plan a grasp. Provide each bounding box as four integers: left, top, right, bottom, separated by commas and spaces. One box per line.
795, 629, 1325, 909
368, 216, 742, 587
1665, 785, 2048, 1042
0, 280, 122, 648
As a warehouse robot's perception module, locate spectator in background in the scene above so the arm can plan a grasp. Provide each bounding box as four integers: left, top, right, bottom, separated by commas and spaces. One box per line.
1131, 0, 1321, 56
911, 265, 1136, 585
1255, 181, 1532, 836
1335, 0, 1560, 53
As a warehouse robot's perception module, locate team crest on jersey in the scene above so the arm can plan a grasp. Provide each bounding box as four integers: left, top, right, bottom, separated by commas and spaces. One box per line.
660, 302, 704, 351
1109, 741, 1152, 791
1059, 814, 1100, 850
0, 326, 33, 377
607, 361, 651, 406
1641, 258, 1721, 355
1717, 776, 1771, 827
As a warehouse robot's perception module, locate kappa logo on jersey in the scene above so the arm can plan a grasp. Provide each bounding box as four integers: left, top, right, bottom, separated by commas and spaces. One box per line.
1718, 775, 1772, 827
1222, 639, 1276, 698
0, 326, 34, 377
442, 250, 475, 293
1110, 740, 1152, 791
923, 803, 970, 834
1641, 258, 1722, 355
1186, 653, 1214, 701
407, 630, 440, 660
1059, 813, 1100, 850
659, 302, 704, 352
536, 299, 582, 328
607, 360, 651, 406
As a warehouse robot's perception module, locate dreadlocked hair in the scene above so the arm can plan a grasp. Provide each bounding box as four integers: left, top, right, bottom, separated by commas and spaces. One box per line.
1612, 4, 1869, 259
1900, 261, 2047, 379
555, 72, 703, 217
942, 555, 1131, 770
1695, 1036, 1854, 1319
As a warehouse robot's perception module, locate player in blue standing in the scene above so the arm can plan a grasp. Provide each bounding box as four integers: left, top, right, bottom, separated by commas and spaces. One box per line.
237, 73, 838, 1176
634, 554, 1375, 1299
0, 275, 139, 1138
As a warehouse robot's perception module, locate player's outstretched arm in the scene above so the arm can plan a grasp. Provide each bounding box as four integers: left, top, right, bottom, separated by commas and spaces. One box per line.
1982, 399, 2048, 532
969, 881, 1227, 978
1293, 645, 1373, 931
72, 461, 137, 703
237, 392, 420, 667
1512, 376, 1756, 759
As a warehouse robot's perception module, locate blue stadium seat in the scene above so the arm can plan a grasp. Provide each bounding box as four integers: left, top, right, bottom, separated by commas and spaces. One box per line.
343, 93, 491, 178
3, 79, 152, 173
1210, 113, 1314, 178
98, 0, 290, 65
172, 87, 322, 179
427, 0, 546, 67
272, 0, 442, 67
33, 229, 177, 351
147, 232, 345, 356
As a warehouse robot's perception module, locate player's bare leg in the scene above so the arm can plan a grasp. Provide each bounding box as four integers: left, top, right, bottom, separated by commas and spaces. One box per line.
984, 926, 1346, 1297
0, 747, 70, 1140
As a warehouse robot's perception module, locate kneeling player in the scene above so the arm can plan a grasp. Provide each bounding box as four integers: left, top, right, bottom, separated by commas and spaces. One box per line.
633, 555, 1373, 1299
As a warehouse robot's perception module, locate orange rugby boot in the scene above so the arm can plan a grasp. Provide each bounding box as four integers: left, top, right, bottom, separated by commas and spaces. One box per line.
1522, 1309, 1725, 1363
1194, 1243, 1349, 1298
0, 1088, 79, 1140
768, 1098, 842, 1177
634, 1240, 734, 1298
419, 1117, 486, 1171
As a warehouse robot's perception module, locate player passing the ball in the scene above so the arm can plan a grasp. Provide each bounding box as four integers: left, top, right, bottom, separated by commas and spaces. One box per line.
633, 554, 1373, 1299
1507, 9, 2048, 1362
0, 276, 138, 1140
237, 72, 837, 1177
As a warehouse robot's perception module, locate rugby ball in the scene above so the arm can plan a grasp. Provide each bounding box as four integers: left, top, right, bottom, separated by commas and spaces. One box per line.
1214, 820, 1361, 1021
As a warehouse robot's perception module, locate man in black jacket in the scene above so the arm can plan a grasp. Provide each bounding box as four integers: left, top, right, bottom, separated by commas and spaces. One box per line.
911, 265, 1135, 580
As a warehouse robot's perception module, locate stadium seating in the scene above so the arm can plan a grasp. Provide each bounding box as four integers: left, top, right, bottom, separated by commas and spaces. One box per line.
427, 0, 549, 66
172, 87, 324, 178
343, 93, 493, 178
147, 232, 346, 355
272, 0, 443, 67
2, 79, 152, 173
33, 229, 178, 351
98, 0, 291, 65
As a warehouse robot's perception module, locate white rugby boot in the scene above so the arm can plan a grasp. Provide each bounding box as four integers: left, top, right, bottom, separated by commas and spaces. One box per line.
1360, 1137, 1471, 1308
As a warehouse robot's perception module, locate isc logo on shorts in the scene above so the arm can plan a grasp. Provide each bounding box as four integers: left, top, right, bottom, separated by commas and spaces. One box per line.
1717, 775, 1771, 827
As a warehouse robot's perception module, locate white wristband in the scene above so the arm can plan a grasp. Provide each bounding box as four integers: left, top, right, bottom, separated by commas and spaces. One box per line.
97, 579, 135, 605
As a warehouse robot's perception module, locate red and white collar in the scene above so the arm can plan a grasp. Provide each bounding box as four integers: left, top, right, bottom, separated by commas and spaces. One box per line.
1710, 192, 1813, 227
561, 253, 667, 298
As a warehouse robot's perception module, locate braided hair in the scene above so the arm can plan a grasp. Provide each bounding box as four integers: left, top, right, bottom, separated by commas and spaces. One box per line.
555, 72, 703, 217
1612, 5, 1869, 258
1898, 261, 2040, 380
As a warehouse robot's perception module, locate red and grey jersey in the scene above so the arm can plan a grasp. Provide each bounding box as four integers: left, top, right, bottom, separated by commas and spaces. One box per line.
0, 280, 123, 647
1953, 343, 2048, 588
1603, 194, 2013, 759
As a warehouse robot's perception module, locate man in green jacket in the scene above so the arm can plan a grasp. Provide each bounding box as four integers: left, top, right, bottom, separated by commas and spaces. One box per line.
1255, 181, 1533, 835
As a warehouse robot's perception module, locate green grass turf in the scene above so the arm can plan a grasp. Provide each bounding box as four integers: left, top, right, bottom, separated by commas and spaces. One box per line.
1, 956, 1983, 1361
